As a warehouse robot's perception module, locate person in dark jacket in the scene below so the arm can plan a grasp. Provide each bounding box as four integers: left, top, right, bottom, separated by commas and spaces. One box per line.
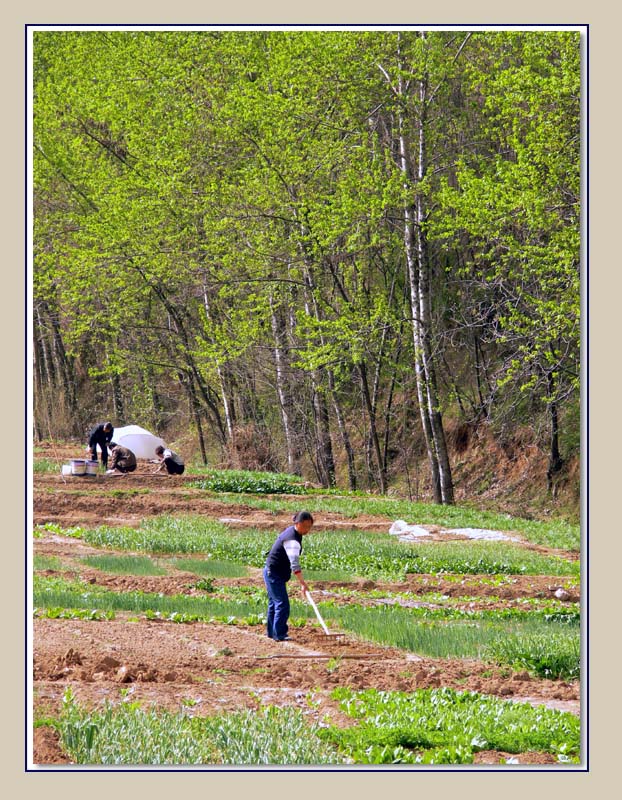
106, 442, 137, 475
153, 445, 185, 475
88, 422, 114, 468
263, 511, 314, 641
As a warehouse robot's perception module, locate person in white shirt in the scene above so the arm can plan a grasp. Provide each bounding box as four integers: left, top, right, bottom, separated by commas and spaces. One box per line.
153, 445, 185, 475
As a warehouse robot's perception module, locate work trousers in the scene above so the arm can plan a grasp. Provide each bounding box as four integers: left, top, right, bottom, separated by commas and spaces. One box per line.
113, 460, 136, 473
164, 458, 185, 475
263, 567, 290, 640
90, 444, 108, 468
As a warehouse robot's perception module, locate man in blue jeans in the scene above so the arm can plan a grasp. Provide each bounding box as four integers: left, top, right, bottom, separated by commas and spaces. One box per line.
263, 511, 314, 641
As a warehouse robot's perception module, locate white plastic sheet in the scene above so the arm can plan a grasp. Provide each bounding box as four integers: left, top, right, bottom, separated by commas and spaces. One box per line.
446, 528, 520, 542
389, 520, 431, 538
388, 520, 520, 543
110, 425, 166, 459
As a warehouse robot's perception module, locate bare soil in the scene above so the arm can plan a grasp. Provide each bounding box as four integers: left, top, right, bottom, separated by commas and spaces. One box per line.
32, 445, 581, 766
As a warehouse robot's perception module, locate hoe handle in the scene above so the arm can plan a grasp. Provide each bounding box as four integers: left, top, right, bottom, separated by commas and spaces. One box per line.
305, 590, 330, 635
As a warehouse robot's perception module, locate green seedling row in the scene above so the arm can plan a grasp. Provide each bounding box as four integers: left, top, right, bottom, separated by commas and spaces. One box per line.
79, 555, 168, 576
34, 607, 116, 621
328, 604, 579, 678
190, 468, 307, 495
171, 558, 248, 578
33, 555, 76, 573
82, 518, 579, 579
34, 576, 579, 677
57, 689, 337, 765
484, 632, 581, 680
189, 491, 580, 550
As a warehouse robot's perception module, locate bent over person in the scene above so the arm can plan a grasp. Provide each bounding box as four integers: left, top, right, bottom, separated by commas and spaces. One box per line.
153, 445, 185, 475
106, 442, 137, 475
88, 421, 114, 469
263, 511, 314, 641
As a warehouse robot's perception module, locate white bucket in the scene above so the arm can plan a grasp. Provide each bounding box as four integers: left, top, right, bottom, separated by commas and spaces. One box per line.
61, 464, 72, 476
85, 460, 98, 475
70, 459, 87, 476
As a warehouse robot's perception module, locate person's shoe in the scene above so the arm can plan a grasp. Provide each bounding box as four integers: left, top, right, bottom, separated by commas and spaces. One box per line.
274, 636, 290, 641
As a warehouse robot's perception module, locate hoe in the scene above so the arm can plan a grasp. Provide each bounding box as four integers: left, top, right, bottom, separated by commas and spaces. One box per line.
305, 589, 344, 639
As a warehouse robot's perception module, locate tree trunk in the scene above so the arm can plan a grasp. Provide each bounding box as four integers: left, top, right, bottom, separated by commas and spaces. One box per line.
546, 370, 564, 493
381, 341, 401, 481
110, 371, 125, 423
136, 264, 227, 444
203, 285, 234, 441
182, 371, 207, 465
396, 82, 442, 503
300, 265, 336, 488
391, 32, 454, 505
358, 361, 387, 493
35, 305, 55, 390
48, 306, 78, 422
415, 45, 454, 504
270, 297, 299, 475
328, 370, 357, 491
314, 388, 336, 488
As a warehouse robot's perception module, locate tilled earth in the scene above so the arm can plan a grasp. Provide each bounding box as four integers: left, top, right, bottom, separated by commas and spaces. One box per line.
32, 445, 581, 766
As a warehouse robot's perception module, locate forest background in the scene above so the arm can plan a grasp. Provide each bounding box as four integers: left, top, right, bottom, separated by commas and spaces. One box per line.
32, 29, 581, 518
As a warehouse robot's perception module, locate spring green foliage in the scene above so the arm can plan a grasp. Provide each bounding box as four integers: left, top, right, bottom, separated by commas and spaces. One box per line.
58, 690, 339, 764
432, 33, 580, 412
321, 687, 580, 763
33, 30, 580, 501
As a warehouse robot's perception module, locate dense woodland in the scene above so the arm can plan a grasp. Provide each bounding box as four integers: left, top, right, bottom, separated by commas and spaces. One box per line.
32, 30, 581, 504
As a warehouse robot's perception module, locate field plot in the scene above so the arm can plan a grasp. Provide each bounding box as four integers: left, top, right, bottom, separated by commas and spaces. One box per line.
32, 447, 581, 767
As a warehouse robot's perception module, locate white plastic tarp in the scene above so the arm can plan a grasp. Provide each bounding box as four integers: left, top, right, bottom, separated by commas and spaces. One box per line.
389, 520, 431, 538
388, 521, 520, 543
446, 528, 520, 542
110, 425, 166, 460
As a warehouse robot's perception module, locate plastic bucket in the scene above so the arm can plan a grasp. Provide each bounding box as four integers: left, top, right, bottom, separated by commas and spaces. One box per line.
85, 460, 98, 475
70, 459, 87, 476
61, 464, 72, 476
